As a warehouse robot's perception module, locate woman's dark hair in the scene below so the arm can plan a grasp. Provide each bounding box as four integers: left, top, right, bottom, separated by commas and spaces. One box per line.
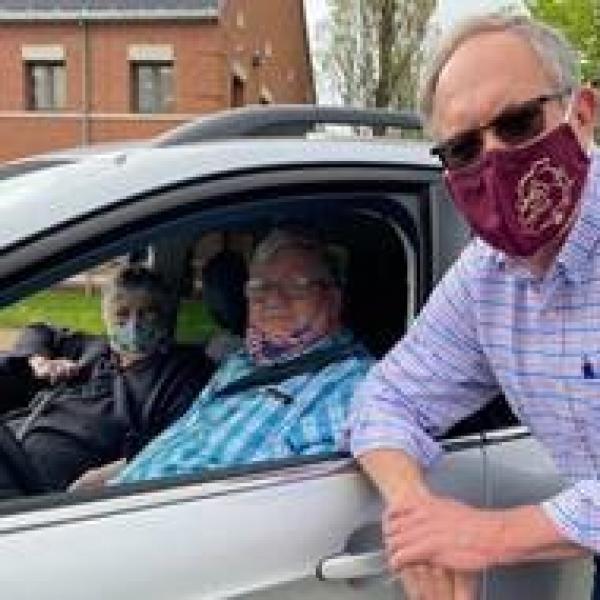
102, 265, 173, 321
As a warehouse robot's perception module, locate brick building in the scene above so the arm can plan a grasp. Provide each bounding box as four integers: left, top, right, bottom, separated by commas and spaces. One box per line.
0, 0, 315, 162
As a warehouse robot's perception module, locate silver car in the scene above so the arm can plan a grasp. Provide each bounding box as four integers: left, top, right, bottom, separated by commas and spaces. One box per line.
0, 106, 592, 599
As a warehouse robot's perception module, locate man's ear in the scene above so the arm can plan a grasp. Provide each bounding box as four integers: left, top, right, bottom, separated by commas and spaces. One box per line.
572, 86, 598, 143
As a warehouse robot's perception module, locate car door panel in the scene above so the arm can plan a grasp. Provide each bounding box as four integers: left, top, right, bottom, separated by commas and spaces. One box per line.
483, 430, 593, 599
0, 444, 485, 600
0, 463, 373, 600
232, 445, 486, 600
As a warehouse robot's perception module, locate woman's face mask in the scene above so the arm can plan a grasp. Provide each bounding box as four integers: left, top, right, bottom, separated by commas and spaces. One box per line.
107, 317, 167, 355
104, 292, 168, 356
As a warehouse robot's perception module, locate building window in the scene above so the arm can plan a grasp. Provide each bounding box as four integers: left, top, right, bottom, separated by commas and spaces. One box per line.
259, 86, 273, 105
25, 62, 66, 111
131, 62, 174, 113
231, 75, 245, 108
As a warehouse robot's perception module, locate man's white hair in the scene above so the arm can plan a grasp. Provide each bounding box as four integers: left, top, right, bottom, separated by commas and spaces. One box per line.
419, 13, 581, 130
250, 229, 339, 285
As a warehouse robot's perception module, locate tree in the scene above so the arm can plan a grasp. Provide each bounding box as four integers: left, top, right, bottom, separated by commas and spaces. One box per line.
319, 0, 436, 109
527, 0, 600, 82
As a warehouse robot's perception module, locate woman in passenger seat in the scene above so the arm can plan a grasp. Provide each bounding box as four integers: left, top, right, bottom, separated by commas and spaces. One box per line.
0, 266, 213, 494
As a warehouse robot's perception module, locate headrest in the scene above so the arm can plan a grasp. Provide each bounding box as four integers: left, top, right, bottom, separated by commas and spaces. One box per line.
202, 251, 248, 336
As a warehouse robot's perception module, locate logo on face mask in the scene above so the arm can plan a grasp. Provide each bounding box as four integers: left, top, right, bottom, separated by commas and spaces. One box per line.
517, 157, 574, 233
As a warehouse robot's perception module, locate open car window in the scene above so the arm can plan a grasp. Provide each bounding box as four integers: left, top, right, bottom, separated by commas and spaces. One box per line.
0, 175, 516, 514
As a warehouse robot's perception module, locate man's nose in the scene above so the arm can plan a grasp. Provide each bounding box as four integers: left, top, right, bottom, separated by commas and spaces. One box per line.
481, 127, 506, 152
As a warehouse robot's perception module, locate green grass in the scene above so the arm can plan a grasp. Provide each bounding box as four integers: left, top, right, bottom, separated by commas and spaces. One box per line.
176, 298, 219, 342
0, 289, 217, 342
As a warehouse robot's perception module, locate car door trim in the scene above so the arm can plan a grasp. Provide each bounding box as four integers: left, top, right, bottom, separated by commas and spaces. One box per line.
0, 427, 531, 535
0, 457, 362, 535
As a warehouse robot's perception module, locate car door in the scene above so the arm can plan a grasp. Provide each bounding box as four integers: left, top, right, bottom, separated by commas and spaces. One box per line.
0, 148, 498, 599
482, 427, 593, 599
0, 447, 488, 600
430, 179, 593, 599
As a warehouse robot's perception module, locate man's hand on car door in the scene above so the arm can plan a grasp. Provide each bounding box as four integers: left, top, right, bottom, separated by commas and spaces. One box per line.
384, 490, 503, 572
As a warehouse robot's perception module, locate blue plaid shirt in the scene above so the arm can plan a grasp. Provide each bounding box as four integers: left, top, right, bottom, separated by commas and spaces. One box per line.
352, 149, 600, 553
117, 330, 371, 483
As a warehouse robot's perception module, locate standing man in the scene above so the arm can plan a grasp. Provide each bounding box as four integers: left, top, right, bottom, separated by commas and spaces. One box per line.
351, 13, 600, 600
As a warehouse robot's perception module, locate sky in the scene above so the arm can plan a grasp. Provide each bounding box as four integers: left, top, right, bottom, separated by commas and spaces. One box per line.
304, 0, 528, 31
304, 0, 328, 34
435, 0, 527, 23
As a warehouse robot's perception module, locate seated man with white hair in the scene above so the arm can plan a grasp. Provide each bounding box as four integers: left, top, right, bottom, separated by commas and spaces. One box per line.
113, 229, 373, 484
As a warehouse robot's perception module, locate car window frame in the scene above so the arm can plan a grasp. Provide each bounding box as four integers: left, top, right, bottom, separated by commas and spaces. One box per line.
0, 166, 445, 510
1, 163, 521, 477
0, 163, 438, 303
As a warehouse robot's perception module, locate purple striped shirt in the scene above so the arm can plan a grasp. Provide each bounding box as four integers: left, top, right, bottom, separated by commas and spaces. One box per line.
351, 149, 600, 552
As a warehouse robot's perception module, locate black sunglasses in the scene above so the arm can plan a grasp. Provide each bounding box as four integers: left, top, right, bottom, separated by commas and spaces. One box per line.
430, 89, 571, 170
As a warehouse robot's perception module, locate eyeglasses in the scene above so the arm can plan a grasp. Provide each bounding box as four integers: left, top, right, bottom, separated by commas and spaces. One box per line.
245, 276, 331, 301
110, 304, 162, 324
430, 89, 571, 170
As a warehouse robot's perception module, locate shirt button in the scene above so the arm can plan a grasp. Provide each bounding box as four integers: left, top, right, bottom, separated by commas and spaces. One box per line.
530, 285, 542, 299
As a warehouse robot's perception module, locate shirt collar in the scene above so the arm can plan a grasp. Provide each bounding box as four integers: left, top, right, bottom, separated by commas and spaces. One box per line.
553, 147, 600, 284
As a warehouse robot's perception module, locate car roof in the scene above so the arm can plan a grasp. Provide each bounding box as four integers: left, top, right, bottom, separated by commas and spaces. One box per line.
0, 137, 440, 252
1, 104, 427, 181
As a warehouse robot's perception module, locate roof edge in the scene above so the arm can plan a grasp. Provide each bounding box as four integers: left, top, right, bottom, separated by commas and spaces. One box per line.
0, 8, 218, 21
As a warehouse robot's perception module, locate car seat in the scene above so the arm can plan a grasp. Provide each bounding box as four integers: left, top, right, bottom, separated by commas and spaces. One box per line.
201, 250, 248, 361
0, 420, 47, 498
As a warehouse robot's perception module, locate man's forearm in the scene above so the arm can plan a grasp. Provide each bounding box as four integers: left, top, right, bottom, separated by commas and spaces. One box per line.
495, 505, 588, 565
360, 450, 589, 570
357, 448, 427, 501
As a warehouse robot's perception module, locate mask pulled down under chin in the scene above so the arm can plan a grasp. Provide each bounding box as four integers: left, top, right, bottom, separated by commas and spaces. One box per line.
245, 322, 325, 365
445, 123, 591, 258
107, 319, 167, 355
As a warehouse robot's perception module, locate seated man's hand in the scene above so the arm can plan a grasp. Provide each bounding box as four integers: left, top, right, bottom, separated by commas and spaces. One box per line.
28, 355, 81, 384
69, 459, 127, 492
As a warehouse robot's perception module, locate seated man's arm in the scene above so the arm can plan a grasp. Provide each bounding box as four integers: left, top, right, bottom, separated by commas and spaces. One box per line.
104, 350, 213, 481
133, 348, 214, 457
69, 459, 127, 492
268, 347, 373, 458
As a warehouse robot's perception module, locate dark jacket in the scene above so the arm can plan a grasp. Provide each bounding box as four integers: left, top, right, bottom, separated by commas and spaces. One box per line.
4, 323, 214, 491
